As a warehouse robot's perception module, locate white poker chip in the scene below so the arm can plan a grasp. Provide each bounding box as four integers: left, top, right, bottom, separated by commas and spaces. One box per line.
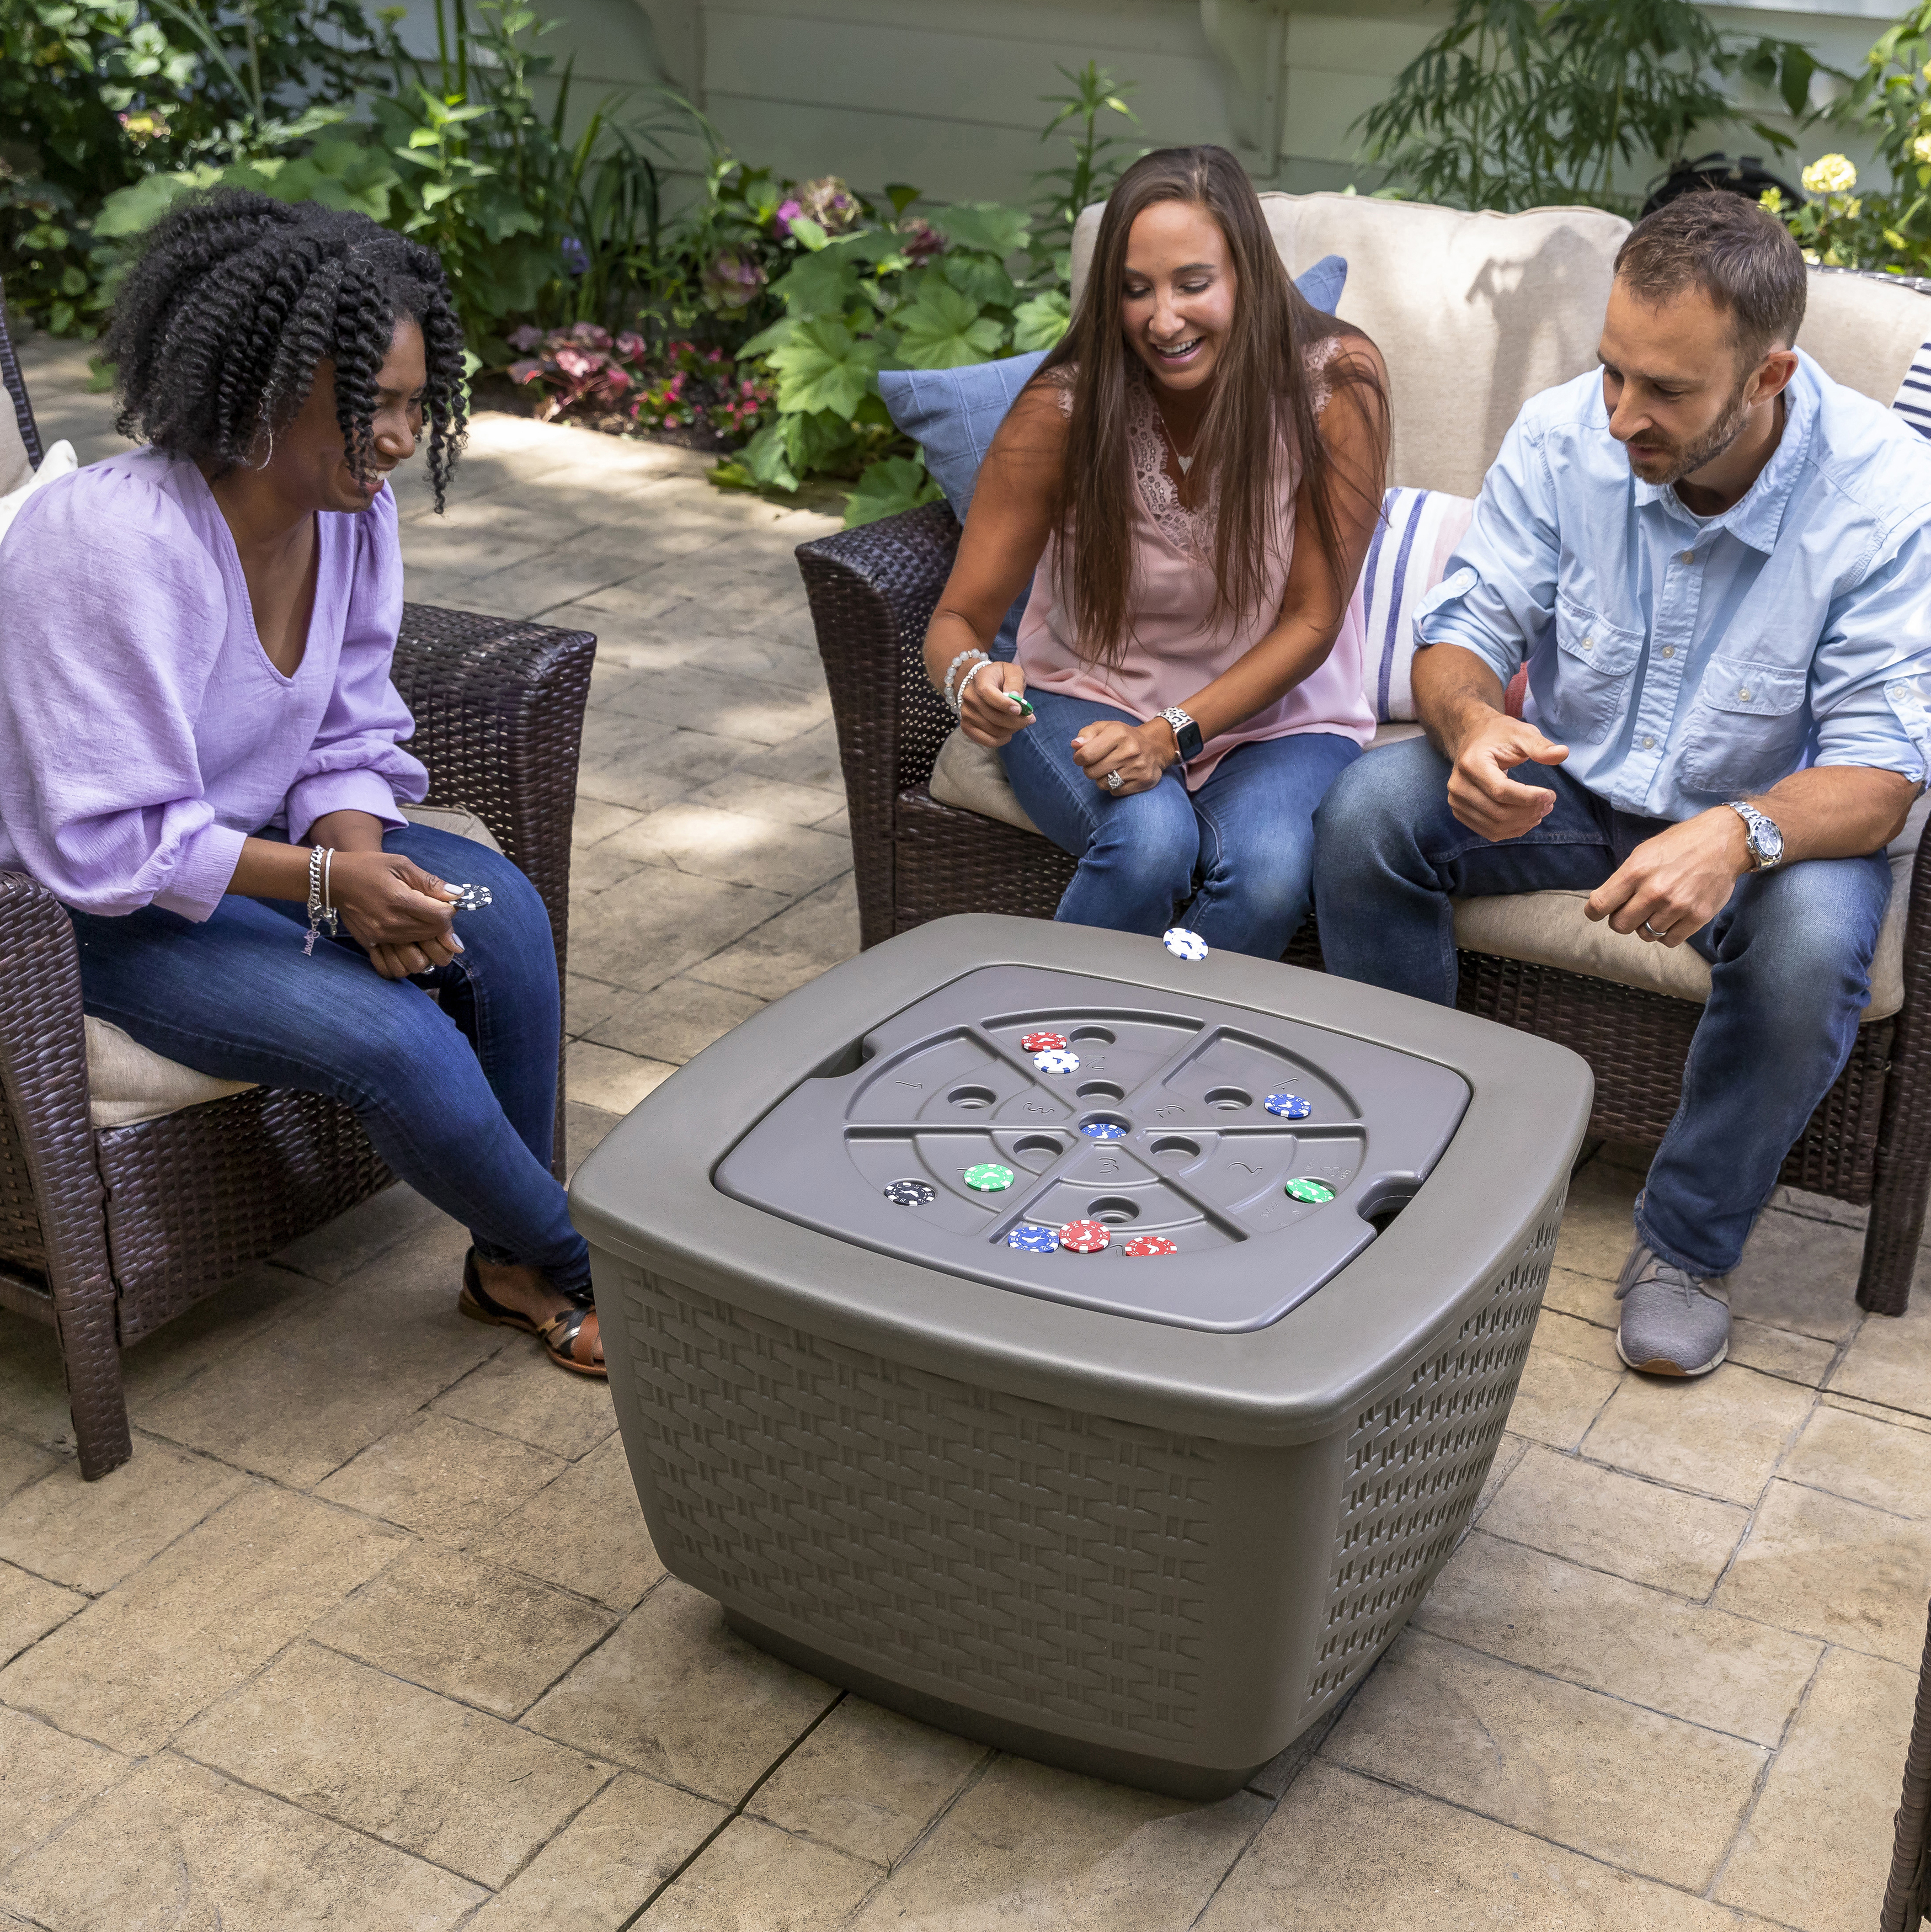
1032, 1048, 1080, 1074
1162, 927, 1209, 962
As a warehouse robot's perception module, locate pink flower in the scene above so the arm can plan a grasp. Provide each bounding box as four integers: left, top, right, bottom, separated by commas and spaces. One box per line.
565, 322, 612, 350
506, 324, 545, 353
554, 348, 603, 380
775, 197, 804, 238
614, 331, 646, 360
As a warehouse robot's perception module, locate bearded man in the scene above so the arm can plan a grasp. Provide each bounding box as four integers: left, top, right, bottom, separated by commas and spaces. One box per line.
1313, 190, 1931, 1378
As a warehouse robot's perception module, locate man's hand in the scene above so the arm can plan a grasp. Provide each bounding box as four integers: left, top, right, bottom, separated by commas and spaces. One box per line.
1445, 714, 1572, 840
957, 661, 1034, 748
1071, 718, 1175, 796
1586, 808, 1751, 945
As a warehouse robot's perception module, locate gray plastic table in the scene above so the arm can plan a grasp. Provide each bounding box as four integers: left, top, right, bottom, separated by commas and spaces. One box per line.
572, 915, 1593, 1797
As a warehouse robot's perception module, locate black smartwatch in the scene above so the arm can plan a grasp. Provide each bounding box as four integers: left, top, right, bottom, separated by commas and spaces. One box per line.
1158, 705, 1204, 762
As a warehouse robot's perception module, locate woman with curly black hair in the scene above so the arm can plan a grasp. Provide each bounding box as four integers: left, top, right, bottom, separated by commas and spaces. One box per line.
0, 191, 604, 1375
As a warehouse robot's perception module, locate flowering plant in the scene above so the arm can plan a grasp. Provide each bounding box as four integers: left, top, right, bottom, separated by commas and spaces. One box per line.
506, 324, 771, 443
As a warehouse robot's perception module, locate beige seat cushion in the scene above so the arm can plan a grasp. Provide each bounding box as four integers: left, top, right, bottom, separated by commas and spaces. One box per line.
1454, 790, 1929, 1025
0, 394, 30, 500
83, 805, 503, 1129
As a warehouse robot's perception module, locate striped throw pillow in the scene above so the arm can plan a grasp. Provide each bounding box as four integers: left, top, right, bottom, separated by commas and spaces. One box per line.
1894, 342, 1931, 439
1352, 485, 1478, 722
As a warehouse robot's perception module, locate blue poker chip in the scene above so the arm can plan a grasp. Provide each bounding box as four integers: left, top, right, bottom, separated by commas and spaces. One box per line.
1081, 1121, 1126, 1140
1265, 1093, 1312, 1120
883, 1179, 937, 1207
1007, 1222, 1059, 1253
1162, 927, 1209, 961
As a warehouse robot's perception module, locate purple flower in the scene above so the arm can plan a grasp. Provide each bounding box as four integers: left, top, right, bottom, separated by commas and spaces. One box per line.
564, 322, 612, 350
703, 252, 766, 310
614, 331, 647, 360
775, 197, 803, 238
796, 176, 858, 234
898, 217, 943, 262
506, 324, 545, 353
560, 236, 590, 275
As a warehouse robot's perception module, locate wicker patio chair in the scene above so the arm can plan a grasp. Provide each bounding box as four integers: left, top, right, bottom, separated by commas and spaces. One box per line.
1885, 1600, 1931, 1930
795, 486, 1931, 1320
0, 295, 596, 1480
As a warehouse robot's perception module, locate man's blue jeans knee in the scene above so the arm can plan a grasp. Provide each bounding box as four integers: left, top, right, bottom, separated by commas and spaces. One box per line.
1000, 687, 1360, 961
1314, 737, 1891, 1276
68, 822, 591, 1294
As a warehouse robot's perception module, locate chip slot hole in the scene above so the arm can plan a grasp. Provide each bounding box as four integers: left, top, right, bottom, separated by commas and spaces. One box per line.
1149, 1135, 1201, 1162
1075, 1081, 1124, 1102
1087, 1196, 1141, 1225
947, 1085, 997, 1110
1012, 1134, 1065, 1160
1069, 1026, 1116, 1046
1206, 1087, 1253, 1112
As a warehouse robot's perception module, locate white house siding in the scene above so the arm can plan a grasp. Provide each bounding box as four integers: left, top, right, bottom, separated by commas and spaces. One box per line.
513, 0, 1906, 204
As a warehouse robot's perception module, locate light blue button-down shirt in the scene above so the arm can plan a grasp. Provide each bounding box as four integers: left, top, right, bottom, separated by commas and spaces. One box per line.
1415, 350, 1931, 823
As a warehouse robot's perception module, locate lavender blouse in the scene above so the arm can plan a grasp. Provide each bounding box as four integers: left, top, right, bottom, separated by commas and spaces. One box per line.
0, 446, 426, 920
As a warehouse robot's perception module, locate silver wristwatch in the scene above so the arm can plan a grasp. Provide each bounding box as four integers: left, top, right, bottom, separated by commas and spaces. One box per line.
1726, 800, 1785, 872
1158, 705, 1203, 762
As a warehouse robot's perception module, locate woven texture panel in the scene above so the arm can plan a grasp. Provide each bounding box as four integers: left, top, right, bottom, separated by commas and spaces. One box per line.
1882, 1603, 1931, 1931
1304, 1182, 1566, 1713
618, 1265, 1215, 1741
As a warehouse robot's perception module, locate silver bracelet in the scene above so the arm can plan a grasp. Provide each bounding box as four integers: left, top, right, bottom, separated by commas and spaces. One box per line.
941, 647, 989, 713
302, 845, 339, 957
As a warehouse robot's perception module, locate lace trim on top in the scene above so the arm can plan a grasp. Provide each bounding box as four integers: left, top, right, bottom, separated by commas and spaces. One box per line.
1045, 337, 1351, 562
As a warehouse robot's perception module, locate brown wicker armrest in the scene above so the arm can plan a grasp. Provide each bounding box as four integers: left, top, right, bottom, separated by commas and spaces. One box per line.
0, 870, 125, 1474
1860, 825, 1931, 1312
391, 604, 596, 971
795, 501, 962, 949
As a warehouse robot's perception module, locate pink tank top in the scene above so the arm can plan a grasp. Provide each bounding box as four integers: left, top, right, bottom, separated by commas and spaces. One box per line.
1016, 351, 1374, 789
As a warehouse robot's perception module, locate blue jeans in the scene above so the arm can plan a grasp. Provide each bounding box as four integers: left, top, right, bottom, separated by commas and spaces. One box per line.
1313, 736, 1893, 1278
69, 822, 591, 1296
1000, 688, 1361, 961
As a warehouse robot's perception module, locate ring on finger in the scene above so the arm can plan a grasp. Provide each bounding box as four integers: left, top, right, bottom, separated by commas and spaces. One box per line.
1105, 769, 1124, 792
1641, 917, 1668, 939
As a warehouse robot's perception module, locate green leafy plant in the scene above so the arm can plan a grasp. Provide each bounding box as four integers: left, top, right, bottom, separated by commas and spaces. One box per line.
1, 0, 391, 332
1032, 60, 1140, 254
1358, 0, 1826, 215
1766, 6, 1931, 278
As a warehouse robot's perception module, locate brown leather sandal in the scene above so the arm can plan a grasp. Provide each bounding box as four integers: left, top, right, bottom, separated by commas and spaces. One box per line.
458, 1250, 606, 1378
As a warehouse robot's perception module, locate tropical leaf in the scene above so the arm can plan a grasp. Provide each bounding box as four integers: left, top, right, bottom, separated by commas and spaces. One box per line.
766, 317, 883, 417
895, 278, 1007, 369
844, 453, 944, 528
931, 201, 1031, 257
1012, 289, 1071, 352
940, 251, 1017, 310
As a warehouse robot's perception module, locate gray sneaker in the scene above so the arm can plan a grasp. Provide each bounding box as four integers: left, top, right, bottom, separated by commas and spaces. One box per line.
1614, 1243, 1730, 1377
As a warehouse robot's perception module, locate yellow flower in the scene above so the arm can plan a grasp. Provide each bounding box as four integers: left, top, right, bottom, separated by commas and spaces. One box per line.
1914, 132, 1931, 165
1801, 153, 1858, 195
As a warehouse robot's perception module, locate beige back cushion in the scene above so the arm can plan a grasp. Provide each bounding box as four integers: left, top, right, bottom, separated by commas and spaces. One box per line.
1069, 193, 1931, 495
0, 398, 30, 499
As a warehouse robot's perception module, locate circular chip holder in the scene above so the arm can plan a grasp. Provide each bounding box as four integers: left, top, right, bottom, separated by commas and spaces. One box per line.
574, 916, 1591, 1802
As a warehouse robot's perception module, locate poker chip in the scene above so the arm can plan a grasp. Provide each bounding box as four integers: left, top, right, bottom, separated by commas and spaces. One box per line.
963, 1162, 1015, 1192
1033, 1049, 1080, 1074
1284, 1178, 1336, 1205
1021, 1031, 1069, 1053
1123, 1234, 1177, 1258
1060, 1218, 1111, 1253
1162, 927, 1209, 962
883, 1179, 937, 1207
1080, 1121, 1125, 1140
447, 882, 493, 912
1265, 1093, 1312, 1120
1007, 1222, 1059, 1252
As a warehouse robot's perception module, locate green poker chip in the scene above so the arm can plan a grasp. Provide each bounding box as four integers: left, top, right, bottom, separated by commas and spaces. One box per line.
964, 1162, 1015, 1192
1284, 1177, 1335, 1205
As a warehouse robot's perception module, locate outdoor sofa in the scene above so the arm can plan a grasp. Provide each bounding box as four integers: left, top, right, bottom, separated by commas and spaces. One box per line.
0, 294, 597, 1479
795, 189, 1931, 1327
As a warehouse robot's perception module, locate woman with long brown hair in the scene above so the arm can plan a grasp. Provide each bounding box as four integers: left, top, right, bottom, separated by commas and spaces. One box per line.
924, 146, 1389, 959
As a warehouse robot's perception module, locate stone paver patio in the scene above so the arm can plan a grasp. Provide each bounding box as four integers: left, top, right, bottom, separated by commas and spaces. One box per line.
3, 332, 1929, 1929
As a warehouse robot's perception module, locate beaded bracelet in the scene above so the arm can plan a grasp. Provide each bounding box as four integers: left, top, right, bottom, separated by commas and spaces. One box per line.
941, 647, 989, 714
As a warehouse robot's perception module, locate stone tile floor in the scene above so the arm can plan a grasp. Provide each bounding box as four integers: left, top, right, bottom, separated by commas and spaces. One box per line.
3, 332, 1929, 1929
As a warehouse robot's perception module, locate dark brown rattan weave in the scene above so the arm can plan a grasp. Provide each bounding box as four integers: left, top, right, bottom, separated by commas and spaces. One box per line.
1885, 1601, 1931, 1931
0, 315, 597, 1478
0, 279, 44, 471
797, 488, 1931, 1322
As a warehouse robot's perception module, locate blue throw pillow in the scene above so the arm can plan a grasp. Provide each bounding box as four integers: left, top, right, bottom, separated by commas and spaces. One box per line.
879, 253, 1348, 658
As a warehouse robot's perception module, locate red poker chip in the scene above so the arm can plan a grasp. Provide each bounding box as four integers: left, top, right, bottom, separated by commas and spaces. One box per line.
1060, 1218, 1111, 1253
1022, 1030, 1069, 1052
1123, 1236, 1177, 1258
